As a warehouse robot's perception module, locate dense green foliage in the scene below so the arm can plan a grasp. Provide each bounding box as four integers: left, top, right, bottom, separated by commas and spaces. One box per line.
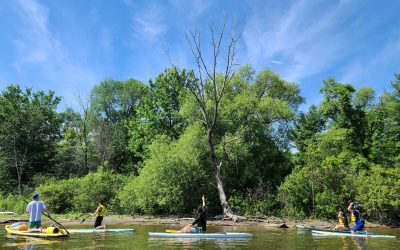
0, 69, 399, 224
0, 86, 61, 193
36, 171, 127, 214
280, 75, 400, 223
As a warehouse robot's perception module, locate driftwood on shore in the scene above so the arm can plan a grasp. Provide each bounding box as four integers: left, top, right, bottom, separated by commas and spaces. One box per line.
175, 215, 288, 228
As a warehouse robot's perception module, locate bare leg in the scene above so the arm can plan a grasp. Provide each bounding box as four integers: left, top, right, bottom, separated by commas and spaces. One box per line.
179, 224, 192, 233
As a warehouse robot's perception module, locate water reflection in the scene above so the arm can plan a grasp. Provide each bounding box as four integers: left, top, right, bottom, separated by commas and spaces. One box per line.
4, 235, 67, 249
148, 237, 252, 249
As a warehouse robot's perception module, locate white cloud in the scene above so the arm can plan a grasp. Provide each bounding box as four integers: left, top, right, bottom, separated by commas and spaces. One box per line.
169, 0, 212, 20
242, 0, 361, 83
339, 33, 400, 88
132, 5, 166, 42
270, 60, 283, 65
12, 0, 98, 106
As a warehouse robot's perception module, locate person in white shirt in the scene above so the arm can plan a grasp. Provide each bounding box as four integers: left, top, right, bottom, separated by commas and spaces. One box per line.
26, 193, 49, 229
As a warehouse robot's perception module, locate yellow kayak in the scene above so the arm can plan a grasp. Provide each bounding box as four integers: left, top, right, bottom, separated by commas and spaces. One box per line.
5, 225, 69, 238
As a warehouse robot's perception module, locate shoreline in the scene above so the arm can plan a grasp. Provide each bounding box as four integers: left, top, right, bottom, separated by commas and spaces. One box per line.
1, 214, 396, 229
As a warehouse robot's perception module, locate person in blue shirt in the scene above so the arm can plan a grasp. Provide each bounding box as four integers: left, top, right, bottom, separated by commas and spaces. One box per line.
347, 202, 365, 232
26, 193, 49, 229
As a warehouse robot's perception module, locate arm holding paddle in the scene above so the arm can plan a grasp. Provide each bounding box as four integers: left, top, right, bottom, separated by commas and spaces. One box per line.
179, 195, 207, 233
24, 194, 70, 235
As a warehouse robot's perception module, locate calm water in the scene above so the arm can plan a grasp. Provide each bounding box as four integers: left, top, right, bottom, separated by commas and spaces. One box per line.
1, 224, 399, 249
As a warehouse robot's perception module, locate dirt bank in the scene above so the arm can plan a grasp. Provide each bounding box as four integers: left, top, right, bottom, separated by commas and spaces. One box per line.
0, 214, 394, 229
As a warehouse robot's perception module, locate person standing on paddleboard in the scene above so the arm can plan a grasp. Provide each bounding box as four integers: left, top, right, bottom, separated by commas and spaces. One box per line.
26, 193, 49, 229
180, 195, 207, 233
347, 202, 365, 232
93, 200, 107, 229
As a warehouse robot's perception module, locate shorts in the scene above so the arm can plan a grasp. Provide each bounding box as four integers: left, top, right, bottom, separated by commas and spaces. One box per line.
190, 227, 203, 233
94, 216, 103, 228
352, 222, 364, 232
29, 221, 41, 229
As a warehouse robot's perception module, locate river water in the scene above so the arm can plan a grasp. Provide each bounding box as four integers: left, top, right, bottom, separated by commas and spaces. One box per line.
1, 224, 399, 249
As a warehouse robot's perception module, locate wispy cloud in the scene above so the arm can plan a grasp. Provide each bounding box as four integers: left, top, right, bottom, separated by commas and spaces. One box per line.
12, 0, 98, 107
132, 5, 166, 42
338, 32, 400, 89
242, 0, 362, 83
169, 0, 212, 20
270, 60, 283, 65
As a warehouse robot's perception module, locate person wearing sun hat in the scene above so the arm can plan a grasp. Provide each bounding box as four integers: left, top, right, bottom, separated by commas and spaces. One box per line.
26, 193, 49, 229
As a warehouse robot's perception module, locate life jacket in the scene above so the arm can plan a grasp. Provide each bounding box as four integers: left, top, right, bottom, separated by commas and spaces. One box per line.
339, 217, 346, 226
96, 204, 106, 217
351, 210, 361, 222
44, 227, 59, 234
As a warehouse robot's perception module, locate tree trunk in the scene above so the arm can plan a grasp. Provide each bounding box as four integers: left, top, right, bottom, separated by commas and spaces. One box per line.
207, 129, 234, 216
215, 168, 234, 216
16, 164, 22, 195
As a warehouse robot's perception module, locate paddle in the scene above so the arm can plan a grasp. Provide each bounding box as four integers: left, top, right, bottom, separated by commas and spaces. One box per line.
165, 229, 180, 233
23, 198, 70, 235
80, 214, 91, 224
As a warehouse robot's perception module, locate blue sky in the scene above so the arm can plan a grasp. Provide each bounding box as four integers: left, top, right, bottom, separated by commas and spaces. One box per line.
0, 0, 399, 110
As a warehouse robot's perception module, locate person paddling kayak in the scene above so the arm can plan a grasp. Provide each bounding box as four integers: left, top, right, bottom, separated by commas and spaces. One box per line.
93, 200, 107, 229
180, 195, 207, 233
26, 193, 49, 230
347, 202, 365, 232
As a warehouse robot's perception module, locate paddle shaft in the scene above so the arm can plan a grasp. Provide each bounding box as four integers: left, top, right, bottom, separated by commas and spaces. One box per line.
23, 198, 70, 235
80, 214, 91, 224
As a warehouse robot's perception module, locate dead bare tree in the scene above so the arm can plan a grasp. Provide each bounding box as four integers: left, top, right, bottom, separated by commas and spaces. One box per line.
186, 16, 241, 217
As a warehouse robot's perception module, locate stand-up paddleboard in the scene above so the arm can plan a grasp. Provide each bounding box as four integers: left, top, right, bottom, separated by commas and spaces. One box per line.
68, 228, 134, 233
312, 230, 396, 238
5, 225, 69, 238
295, 225, 374, 235
149, 232, 253, 238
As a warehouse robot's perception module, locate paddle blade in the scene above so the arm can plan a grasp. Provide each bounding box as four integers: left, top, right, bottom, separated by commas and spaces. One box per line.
165, 229, 180, 233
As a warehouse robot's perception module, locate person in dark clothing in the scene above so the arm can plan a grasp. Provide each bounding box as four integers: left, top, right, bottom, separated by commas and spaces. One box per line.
180, 195, 207, 233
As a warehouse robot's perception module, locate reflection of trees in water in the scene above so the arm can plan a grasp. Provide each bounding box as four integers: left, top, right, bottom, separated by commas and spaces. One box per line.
148, 237, 252, 249
3, 235, 66, 250
341, 236, 367, 250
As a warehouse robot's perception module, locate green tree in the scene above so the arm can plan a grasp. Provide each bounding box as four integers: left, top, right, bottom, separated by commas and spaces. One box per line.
120, 124, 212, 214
90, 78, 146, 173
128, 67, 187, 159
54, 108, 84, 178
0, 85, 61, 193
320, 78, 376, 158
370, 74, 400, 167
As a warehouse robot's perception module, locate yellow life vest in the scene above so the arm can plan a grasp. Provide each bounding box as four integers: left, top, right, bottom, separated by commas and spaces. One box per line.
45, 227, 59, 234
339, 217, 345, 226
96, 204, 106, 217
351, 210, 359, 222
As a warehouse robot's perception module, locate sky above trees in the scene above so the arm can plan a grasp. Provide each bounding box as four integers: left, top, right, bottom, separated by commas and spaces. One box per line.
0, 0, 399, 109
